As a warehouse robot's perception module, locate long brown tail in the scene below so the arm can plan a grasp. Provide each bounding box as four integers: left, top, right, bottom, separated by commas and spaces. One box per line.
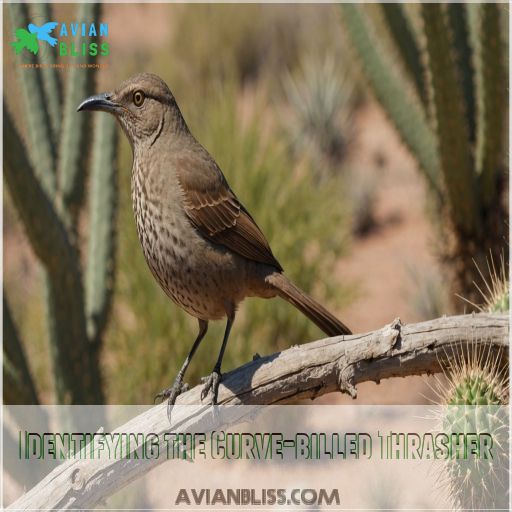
267, 273, 352, 336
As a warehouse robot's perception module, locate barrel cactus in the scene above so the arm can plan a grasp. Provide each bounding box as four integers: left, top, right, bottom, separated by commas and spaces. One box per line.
483, 255, 509, 314
438, 344, 509, 509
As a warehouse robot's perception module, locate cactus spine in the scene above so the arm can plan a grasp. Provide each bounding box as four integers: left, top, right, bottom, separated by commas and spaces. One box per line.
438, 344, 509, 510
4, 3, 118, 404
340, 3, 508, 303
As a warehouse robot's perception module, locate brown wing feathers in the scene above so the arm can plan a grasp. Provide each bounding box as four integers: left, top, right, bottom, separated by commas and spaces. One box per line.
176, 152, 283, 271
187, 190, 238, 234
214, 210, 283, 271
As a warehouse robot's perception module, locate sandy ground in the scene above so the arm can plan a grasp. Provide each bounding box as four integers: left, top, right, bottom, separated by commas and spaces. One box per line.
339, 104, 439, 331
324, 102, 443, 405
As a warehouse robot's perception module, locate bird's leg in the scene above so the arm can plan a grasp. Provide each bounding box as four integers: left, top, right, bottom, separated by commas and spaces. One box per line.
201, 312, 234, 405
156, 319, 208, 405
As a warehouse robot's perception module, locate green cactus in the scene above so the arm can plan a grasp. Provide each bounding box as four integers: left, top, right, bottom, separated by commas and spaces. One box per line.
58, 3, 101, 224
438, 344, 509, 510
479, 253, 508, 314
9, 3, 56, 197
29, 3, 62, 144
477, 3, 506, 209
421, 3, 477, 235
339, 4, 440, 194
447, 373, 503, 406
4, 3, 118, 404
447, 3, 477, 146
443, 405, 509, 509
340, 3, 508, 304
490, 292, 509, 314
85, 114, 118, 346
3, 292, 39, 405
381, 3, 427, 106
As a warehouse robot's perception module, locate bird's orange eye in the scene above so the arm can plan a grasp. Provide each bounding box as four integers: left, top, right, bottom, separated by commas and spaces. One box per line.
133, 90, 145, 107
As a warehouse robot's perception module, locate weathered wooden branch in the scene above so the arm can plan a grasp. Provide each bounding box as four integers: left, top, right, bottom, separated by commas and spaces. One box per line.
8, 313, 508, 510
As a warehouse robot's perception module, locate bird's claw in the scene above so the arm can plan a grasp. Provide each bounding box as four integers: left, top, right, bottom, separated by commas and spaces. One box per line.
201, 370, 222, 404
155, 379, 189, 405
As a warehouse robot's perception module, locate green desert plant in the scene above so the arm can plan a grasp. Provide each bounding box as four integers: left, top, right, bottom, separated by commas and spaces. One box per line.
477, 253, 509, 314
3, 3, 118, 404
105, 82, 351, 403
282, 54, 355, 171
340, 3, 508, 306
433, 342, 509, 510
458, 252, 509, 314
430, 252, 509, 509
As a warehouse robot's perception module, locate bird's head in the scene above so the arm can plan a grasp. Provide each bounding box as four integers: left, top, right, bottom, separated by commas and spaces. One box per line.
77, 73, 186, 149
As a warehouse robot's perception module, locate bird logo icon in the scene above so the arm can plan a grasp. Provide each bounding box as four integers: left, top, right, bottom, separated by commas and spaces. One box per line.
11, 21, 58, 55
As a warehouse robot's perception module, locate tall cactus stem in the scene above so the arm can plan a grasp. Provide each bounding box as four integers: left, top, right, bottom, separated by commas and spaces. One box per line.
447, 3, 477, 147
4, 105, 73, 274
3, 292, 39, 405
57, 2, 101, 224
477, 3, 506, 209
4, 104, 103, 404
381, 3, 428, 107
340, 4, 441, 197
421, 3, 479, 236
8, 3, 57, 197
29, 2, 62, 144
85, 114, 119, 347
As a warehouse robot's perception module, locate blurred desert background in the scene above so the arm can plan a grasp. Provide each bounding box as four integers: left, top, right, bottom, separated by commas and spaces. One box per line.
4, 3, 508, 407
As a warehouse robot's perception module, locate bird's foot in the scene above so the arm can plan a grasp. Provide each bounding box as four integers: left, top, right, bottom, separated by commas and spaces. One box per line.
201, 370, 222, 404
155, 379, 189, 405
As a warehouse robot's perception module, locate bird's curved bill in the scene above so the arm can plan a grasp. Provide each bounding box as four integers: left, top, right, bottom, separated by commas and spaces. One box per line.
77, 93, 118, 113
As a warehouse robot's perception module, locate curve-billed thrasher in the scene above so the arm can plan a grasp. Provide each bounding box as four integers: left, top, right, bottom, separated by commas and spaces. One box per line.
78, 73, 351, 405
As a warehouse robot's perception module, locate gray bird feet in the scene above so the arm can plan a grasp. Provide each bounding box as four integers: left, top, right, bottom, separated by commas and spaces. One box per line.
201, 370, 222, 404
155, 378, 189, 405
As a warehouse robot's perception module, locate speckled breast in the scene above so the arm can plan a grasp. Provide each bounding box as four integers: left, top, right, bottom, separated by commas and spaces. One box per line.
131, 167, 230, 321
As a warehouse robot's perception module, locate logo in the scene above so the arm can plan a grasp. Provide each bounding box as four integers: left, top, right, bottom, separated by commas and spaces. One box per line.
11, 21, 109, 57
